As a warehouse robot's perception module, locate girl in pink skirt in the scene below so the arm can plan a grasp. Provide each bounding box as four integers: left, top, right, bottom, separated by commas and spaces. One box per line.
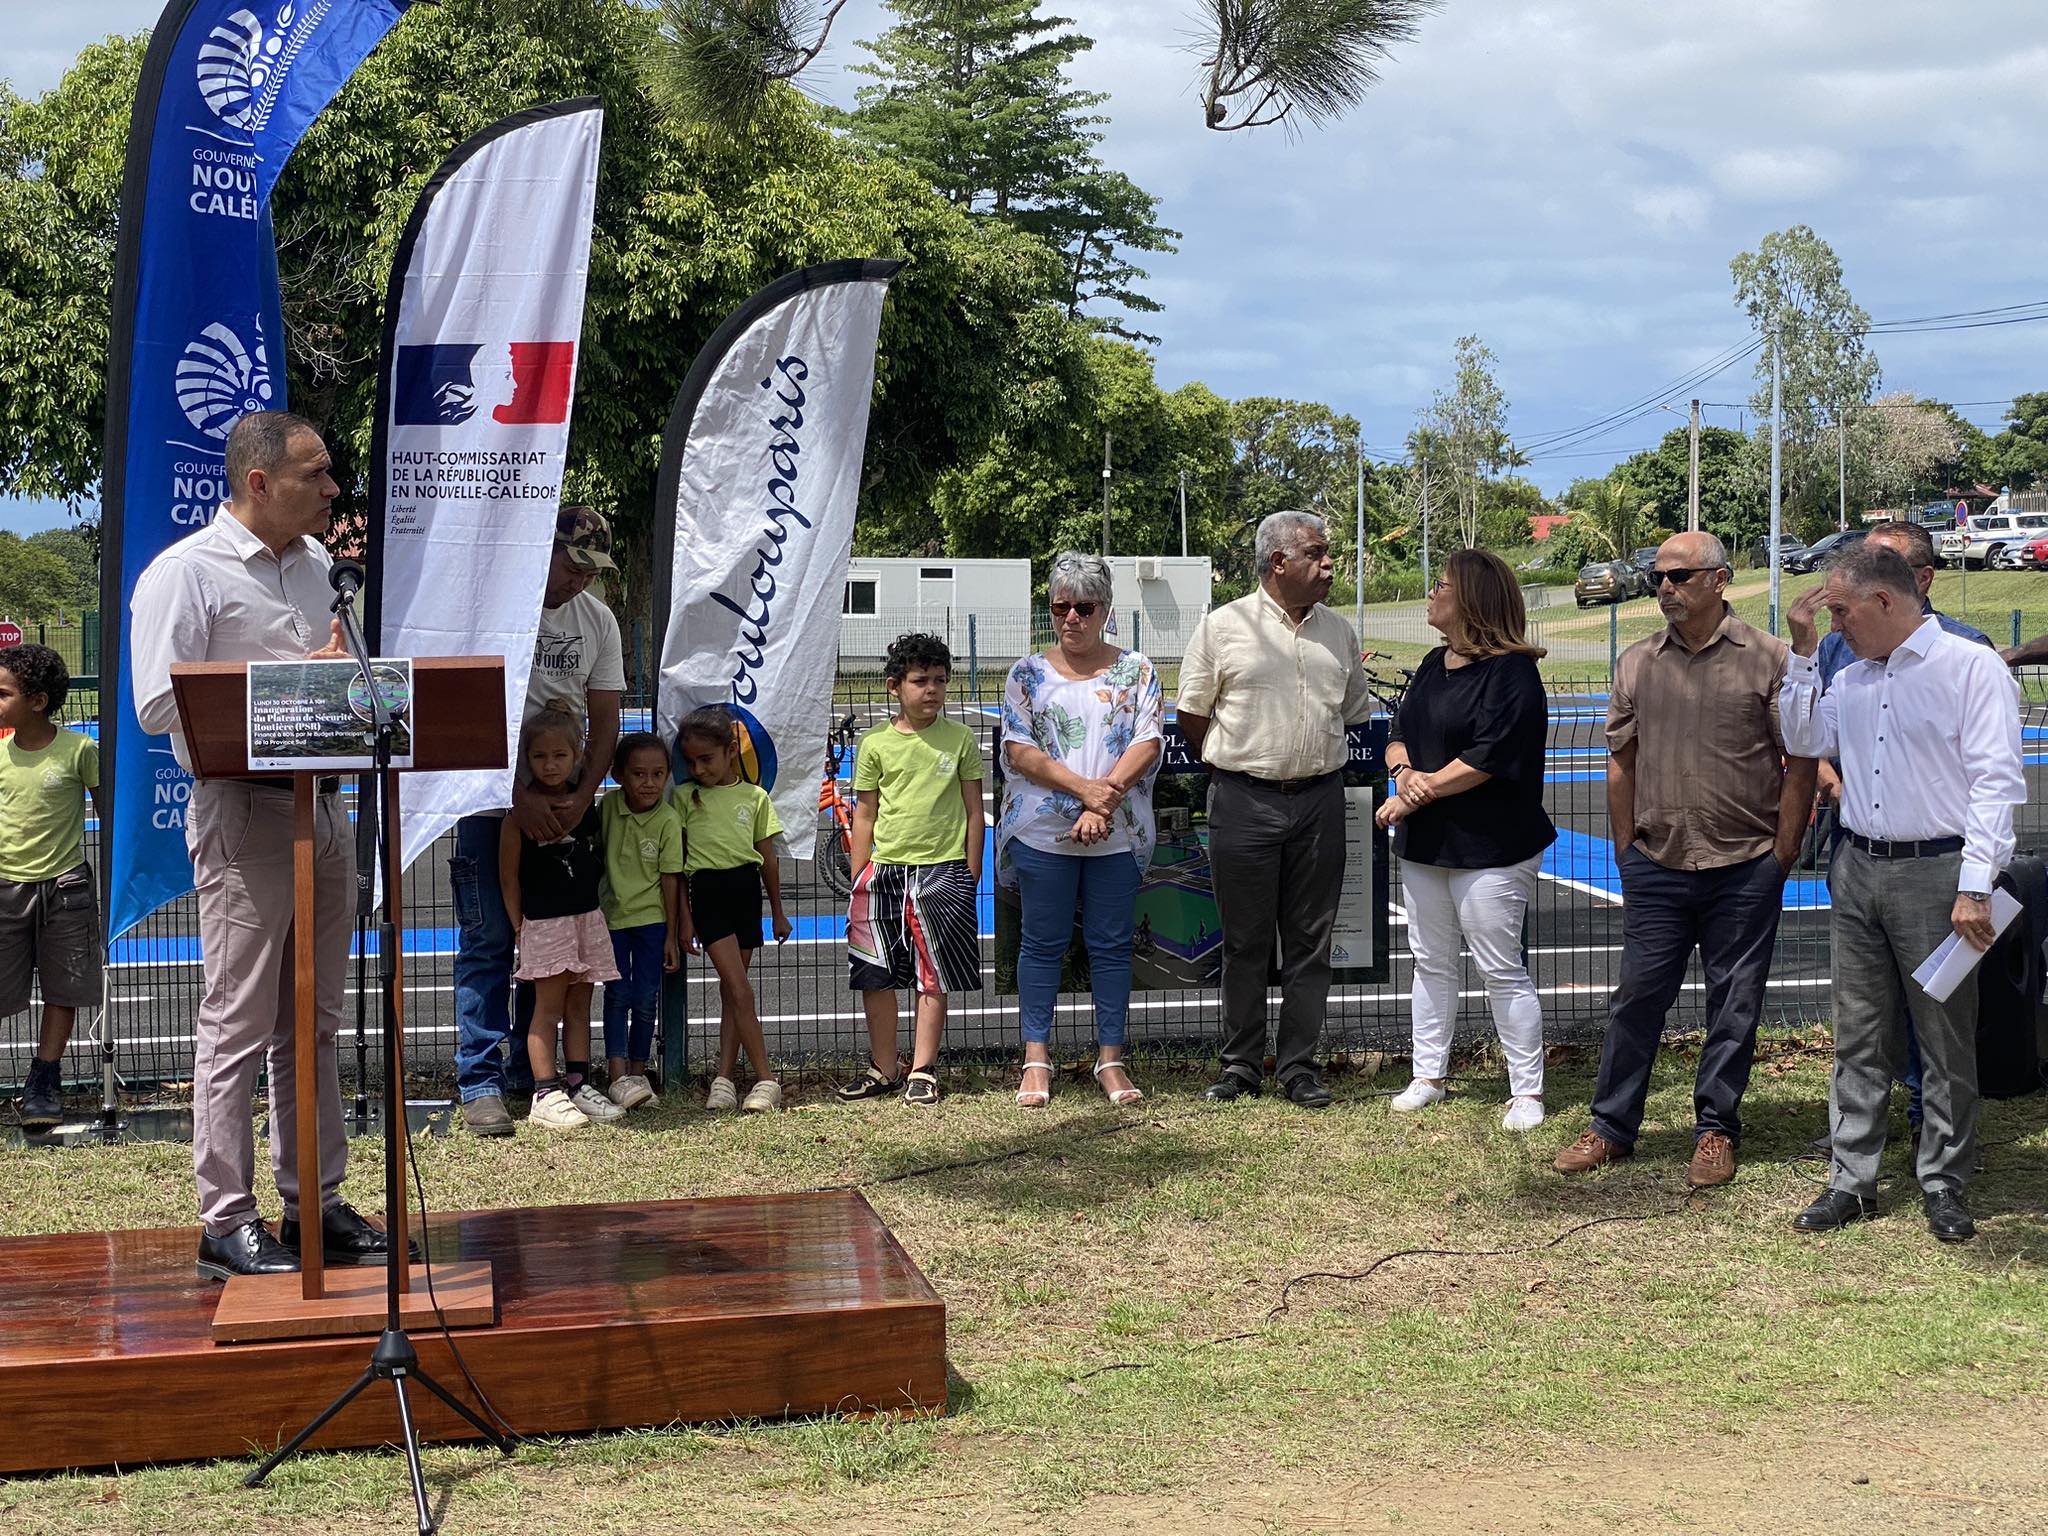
500, 701, 621, 1130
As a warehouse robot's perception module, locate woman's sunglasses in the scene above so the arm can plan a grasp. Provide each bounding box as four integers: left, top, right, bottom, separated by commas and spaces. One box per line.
1050, 601, 1099, 619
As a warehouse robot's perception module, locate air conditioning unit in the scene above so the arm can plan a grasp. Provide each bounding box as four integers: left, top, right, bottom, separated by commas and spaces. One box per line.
1135, 557, 1165, 580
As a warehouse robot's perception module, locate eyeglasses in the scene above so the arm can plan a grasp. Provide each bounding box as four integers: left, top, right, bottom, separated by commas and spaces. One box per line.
1429, 578, 1452, 595
1653, 567, 1712, 587
1050, 601, 1099, 619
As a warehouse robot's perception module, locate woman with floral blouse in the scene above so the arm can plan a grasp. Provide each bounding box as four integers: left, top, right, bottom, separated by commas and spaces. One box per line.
997, 552, 1164, 1107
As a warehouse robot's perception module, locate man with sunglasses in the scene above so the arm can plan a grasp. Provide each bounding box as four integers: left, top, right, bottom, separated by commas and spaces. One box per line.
1556, 532, 1817, 1188
1808, 520, 1990, 1149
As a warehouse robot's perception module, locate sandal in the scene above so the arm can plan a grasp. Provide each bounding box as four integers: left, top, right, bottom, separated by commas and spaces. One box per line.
1016, 1060, 1055, 1108
1093, 1058, 1143, 1107
836, 1061, 902, 1102
903, 1068, 941, 1106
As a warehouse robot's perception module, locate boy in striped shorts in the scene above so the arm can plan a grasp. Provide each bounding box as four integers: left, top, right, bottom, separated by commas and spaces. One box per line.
840, 633, 985, 1106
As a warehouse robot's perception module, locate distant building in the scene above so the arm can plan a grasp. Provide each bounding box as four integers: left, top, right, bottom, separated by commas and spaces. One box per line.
1528, 513, 1571, 541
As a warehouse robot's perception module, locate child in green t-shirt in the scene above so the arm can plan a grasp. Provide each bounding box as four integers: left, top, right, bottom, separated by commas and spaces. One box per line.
597, 732, 685, 1112
0, 644, 104, 1131
675, 706, 791, 1113
839, 633, 985, 1107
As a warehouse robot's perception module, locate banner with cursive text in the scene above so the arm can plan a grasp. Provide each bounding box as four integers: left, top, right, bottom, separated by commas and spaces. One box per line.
653, 260, 903, 849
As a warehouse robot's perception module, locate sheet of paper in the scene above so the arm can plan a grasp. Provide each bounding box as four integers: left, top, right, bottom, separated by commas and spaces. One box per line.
1910, 888, 2022, 1004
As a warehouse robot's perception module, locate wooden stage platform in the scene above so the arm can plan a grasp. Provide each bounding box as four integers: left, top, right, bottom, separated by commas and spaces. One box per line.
0, 1191, 946, 1475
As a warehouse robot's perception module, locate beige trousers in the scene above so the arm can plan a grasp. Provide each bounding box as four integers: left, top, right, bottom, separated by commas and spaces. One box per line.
187, 779, 354, 1236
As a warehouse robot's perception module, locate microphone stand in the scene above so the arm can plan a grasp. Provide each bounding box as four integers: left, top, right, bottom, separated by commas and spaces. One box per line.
246, 574, 515, 1534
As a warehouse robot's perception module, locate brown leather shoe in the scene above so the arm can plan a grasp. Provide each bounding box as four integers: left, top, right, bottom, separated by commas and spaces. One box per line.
1688, 1131, 1736, 1188
1553, 1129, 1631, 1174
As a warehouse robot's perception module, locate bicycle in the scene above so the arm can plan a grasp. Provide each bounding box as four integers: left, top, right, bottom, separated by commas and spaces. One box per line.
815, 710, 860, 897
1359, 650, 1416, 716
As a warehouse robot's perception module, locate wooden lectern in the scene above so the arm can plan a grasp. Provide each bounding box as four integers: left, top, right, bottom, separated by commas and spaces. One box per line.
168, 655, 506, 1342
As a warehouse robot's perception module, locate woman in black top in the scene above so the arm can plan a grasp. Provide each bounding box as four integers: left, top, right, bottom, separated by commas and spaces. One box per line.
1377, 549, 1556, 1130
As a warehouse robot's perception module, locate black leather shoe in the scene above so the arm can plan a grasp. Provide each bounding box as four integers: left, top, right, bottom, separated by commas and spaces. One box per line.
1282, 1073, 1333, 1109
1923, 1188, 1975, 1244
1203, 1073, 1260, 1103
196, 1219, 300, 1281
1792, 1189, 1878, 1233
278, 1201, 419, 1266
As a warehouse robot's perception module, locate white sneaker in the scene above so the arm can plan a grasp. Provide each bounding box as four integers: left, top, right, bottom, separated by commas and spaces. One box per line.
528, 1088, 589, 1130
607, 1074, 656, 1111
742, 1079, 784, 1114
1501, 1096, 1546, 1132
572, 1084, 626, 1123
1390, 1078, 1447, 1113
706, 1075, 739, 1111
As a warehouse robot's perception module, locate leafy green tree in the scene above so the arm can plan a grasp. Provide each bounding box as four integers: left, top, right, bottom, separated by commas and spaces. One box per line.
1418, 334, 1511, 550
1221, 397, 1380, 584
1992, 391, 2048, 491
25, 527, 96, 598
839, 1, 1176, 339
0, 530, 83, 620
1730, 225, 1881, 525
1613, 424, 1757, 543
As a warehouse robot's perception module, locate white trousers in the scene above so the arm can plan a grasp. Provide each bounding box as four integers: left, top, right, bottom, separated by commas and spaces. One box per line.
1400, 854, 1545, 1097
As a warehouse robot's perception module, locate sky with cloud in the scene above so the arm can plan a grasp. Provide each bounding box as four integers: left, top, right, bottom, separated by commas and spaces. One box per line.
5, 0, 2043, 534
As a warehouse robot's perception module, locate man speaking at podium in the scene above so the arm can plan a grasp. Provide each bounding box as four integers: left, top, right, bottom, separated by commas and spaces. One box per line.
132, 410, 396, 1280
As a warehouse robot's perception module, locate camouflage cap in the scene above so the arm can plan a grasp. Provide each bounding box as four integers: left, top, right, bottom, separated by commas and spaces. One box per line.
555, 505, 617, 573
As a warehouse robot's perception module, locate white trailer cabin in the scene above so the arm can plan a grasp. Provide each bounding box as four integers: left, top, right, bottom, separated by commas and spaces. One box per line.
839, 557, 1033, 664
1103, 556, 1212, 661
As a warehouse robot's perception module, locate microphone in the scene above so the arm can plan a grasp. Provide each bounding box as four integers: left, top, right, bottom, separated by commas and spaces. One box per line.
328, 558, 366, 600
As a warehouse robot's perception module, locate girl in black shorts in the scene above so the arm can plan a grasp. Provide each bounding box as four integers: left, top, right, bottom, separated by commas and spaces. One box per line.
675, 707, 792, 1112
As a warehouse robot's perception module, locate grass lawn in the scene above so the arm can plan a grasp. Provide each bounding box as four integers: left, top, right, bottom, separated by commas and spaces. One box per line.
2, 1042, 2045, 1533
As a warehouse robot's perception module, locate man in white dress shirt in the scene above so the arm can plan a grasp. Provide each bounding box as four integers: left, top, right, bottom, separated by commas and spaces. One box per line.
1780, 542, 2025, 1244
132, 411, 395, 1280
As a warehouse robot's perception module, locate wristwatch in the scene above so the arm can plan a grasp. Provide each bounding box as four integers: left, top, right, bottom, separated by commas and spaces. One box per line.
1959, 890, 1990, 905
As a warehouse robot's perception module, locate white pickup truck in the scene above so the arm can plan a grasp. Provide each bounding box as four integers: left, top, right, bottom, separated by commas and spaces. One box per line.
1937, 510, 2048, 568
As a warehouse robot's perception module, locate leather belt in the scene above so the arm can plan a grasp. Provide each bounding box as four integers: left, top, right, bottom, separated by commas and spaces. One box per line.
1845, 832, 1963, 859
246, 775, 344, 796
1213, 767, 1338, 794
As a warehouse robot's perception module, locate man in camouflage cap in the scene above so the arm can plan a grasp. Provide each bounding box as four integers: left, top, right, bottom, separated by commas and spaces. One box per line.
449, 504, 624, 1136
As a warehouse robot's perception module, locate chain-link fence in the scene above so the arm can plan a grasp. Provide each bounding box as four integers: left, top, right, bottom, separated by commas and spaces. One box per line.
6, 616, 2047, 1099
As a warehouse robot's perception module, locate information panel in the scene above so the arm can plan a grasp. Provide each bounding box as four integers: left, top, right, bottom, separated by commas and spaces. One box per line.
247, 658, 414, 772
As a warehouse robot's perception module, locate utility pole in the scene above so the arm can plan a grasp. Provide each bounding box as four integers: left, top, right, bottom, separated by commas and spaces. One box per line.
1837, 412, 1847, 531
1420, 456, 1432, 597
1100, 430, 1112, 555
1177, 468, 1187, 559
1687, 397, 1701, 532
1769, 327, 1783, 635
1354, 431, 1366, 634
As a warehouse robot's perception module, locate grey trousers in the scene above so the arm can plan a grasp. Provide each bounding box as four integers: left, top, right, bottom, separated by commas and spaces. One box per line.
1828, 842, 1979, 1197
188, 779, 354, 1236
1207, 771, 1346, 1086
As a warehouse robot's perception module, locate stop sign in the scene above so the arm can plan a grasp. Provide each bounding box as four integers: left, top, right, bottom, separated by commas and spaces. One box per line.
0, 621, 22, 647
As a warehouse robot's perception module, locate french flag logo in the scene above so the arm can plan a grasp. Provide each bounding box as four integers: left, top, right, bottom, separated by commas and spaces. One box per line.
393, 341, 576, 427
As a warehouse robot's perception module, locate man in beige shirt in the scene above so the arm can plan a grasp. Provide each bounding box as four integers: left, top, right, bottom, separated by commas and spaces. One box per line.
132, 411, 397, 1281
1177, 510, 1372, 1108
1555, 531, 1816, 1187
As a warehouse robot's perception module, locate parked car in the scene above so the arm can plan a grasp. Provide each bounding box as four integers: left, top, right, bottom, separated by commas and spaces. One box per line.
1783, 527, 1868, 574
1626, 547, 1661, 596
1938, 510, 2048, 569
1996, 536, 2048, 570
1574, 561, 1635, 607
1747, 533, 1806, 568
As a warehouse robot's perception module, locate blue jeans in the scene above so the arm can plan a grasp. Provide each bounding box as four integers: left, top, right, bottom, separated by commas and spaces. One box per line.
1010, 840, 1143, 1047
604, 923, 665, 1064
450, 814, 534, 1103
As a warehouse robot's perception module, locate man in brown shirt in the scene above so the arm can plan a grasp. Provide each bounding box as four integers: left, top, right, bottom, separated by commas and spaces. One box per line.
1556, 532, 1816, 1187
